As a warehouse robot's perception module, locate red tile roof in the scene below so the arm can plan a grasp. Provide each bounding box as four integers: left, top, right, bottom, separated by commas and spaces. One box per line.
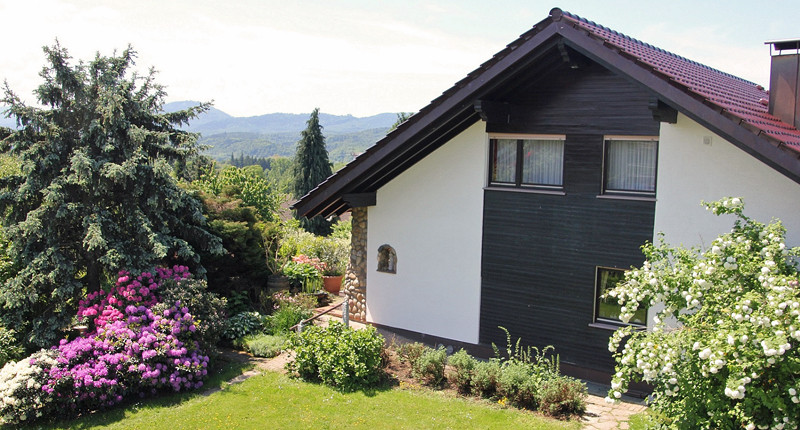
559, 10, 800, 153
294, 8, 800, 218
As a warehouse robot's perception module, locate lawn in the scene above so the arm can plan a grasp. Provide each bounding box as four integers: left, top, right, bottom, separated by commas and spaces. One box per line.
31, 370, 581, 429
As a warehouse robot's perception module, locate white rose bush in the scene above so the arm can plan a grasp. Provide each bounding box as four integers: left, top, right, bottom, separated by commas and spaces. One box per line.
606, 198, 800, 429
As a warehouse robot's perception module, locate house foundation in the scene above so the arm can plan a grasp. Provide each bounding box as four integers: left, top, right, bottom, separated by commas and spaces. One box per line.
344, 207, 367, 321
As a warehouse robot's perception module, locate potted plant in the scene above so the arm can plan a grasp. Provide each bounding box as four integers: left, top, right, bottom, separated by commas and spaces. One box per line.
318, 237, 348, 295
282, 254, 325, 295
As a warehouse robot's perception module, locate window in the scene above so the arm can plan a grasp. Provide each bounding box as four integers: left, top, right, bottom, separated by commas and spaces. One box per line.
377, 245, 397, 274
595, 267, 647, 326
603, 137, 657, 195
489, 135, 564, 189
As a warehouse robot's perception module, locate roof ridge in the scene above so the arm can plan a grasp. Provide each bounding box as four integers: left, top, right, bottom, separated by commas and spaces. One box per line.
557, 9, 760, 87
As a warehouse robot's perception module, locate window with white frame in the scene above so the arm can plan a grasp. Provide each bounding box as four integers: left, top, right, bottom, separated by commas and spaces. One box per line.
489, 135, 565, 189
603, 137, 658, 195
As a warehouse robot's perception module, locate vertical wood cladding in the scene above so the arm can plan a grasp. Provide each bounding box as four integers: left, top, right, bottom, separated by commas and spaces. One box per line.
479, 63, 657, 374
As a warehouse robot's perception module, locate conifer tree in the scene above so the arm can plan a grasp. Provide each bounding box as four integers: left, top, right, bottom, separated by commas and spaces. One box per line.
0, 43, 223, 347
293, 108, 334, 235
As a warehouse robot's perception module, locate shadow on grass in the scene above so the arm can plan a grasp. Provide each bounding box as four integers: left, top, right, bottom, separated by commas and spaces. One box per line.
17, 356, 253, 430
286, 369, 398, 398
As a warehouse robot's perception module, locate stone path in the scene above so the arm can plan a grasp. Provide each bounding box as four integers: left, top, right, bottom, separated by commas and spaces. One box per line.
581, 381, 647, 429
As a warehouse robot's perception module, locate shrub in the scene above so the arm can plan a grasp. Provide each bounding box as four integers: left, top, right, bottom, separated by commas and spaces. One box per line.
447, 349, 476, 394
223, 311, 264, 341
537, 375, 587, 418
282, 255, 324, 293
606, 198, 800, 428
0, 350, 59, 425
157, 278, 227, 349
411, 346, 447, 387
286, 321, 384, 391
264, 306, 311, 335
0, 325, 24, 369
472, 359, 502, 398
1, 266, 213, 425
233, 334, 286, 358
496, 361, 539, 410
271, 290, 318, 311
396, 342, 427, 365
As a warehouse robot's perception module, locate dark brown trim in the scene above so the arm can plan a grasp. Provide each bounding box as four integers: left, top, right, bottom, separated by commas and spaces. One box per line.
555, 23, 800, 184
292, 22, 563, 218
295, 8, 800, 219
342, 192, 376, 208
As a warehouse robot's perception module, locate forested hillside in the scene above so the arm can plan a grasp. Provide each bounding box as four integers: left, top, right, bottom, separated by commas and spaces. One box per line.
164, 101, 396, 164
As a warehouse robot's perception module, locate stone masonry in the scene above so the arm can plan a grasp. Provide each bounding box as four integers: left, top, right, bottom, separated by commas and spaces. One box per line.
344, 207, 367, 321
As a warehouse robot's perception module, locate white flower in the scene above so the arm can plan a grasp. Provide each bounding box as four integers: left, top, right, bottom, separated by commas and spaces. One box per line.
789, 388, 797, 396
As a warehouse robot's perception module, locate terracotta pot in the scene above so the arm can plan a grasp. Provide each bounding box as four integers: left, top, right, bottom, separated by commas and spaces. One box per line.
323, 275, 343, 295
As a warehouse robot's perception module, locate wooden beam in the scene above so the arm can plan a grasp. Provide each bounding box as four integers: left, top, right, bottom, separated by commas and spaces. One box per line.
648, 98, 678, 124
342, 192, 376, 208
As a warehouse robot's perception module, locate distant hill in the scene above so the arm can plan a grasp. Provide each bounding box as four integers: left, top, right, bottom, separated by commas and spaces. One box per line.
0, 102, 397, 164
164, 101, 397, 164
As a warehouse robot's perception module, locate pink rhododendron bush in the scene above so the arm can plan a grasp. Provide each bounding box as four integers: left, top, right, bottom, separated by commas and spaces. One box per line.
606, 198, 800, 429
0, 266, 223, 425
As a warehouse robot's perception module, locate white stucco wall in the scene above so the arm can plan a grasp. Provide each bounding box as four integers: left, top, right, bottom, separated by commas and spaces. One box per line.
654, 113, 800, 249
366, 121, 487, 344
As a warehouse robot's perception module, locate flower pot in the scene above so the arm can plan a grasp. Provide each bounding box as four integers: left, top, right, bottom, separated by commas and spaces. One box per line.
267, 275, 290, 294
323, 275, 343, 295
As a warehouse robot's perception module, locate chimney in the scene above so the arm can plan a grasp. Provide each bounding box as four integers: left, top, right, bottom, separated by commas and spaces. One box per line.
766, 39, 800, 129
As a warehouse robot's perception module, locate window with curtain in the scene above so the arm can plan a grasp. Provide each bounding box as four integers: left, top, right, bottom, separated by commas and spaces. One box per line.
595, 267, 647, 326
489, 137, 564, 188
604, 139, 657, 194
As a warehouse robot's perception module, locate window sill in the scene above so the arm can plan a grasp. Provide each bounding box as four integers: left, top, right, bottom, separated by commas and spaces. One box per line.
596, 194, 656, 202
588, 322, 647, 331
485, 187, 565, 196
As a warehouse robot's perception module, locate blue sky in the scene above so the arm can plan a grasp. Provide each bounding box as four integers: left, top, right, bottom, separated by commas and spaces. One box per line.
1, 0, 798, 117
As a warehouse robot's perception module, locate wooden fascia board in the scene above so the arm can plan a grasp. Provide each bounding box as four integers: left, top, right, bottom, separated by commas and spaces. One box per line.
555, 23, 800, 184
294, 22, 562, 218
342, 192, 377, 208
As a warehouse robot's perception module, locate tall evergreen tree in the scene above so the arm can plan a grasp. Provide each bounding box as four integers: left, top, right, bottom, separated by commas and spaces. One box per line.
292, 108, 334, 235
0, 43, 223, 347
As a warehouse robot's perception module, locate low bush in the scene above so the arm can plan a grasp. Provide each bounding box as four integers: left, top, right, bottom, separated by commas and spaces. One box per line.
0, 325, 24, 369
447, 349, 476, 394
0, 266, 213, 426
396, 342, 427, 365
264, 306, 311, 335
472, 359, 502, 398
411, 346, 447, 387
223, 311, 264, 341
233, 334, 286, 358
271, 290, 318, 311
157, 278, 227, 349
496, 361, 539, 410
537, 375, 587, 418
0, 350, 59, 424
286, 321, 384, 391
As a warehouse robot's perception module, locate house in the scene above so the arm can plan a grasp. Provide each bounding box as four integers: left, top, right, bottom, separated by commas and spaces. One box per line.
293, 8, 800, 381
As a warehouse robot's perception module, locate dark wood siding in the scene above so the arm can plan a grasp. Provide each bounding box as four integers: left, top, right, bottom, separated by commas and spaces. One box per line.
479, 62, 658, 374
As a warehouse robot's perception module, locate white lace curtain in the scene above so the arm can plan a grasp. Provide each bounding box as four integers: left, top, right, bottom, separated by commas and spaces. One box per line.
605, 140, 657, 192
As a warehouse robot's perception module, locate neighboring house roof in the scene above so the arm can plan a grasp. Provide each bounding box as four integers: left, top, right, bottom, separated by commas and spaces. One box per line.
294, 7, 800, 218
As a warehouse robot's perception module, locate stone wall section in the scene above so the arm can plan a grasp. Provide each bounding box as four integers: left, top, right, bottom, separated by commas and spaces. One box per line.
344, 207, 367, 321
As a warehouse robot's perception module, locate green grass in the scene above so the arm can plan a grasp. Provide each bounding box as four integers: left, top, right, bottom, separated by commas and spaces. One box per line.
28, 371, 580, 429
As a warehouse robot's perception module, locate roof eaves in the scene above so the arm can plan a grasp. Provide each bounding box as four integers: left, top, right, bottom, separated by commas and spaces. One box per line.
554, 13, 800, 183
293, 14, 562, 218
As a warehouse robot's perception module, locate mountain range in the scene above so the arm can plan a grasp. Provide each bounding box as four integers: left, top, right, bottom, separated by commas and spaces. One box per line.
0, 102, 400, 164
165, 101, 397, 163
